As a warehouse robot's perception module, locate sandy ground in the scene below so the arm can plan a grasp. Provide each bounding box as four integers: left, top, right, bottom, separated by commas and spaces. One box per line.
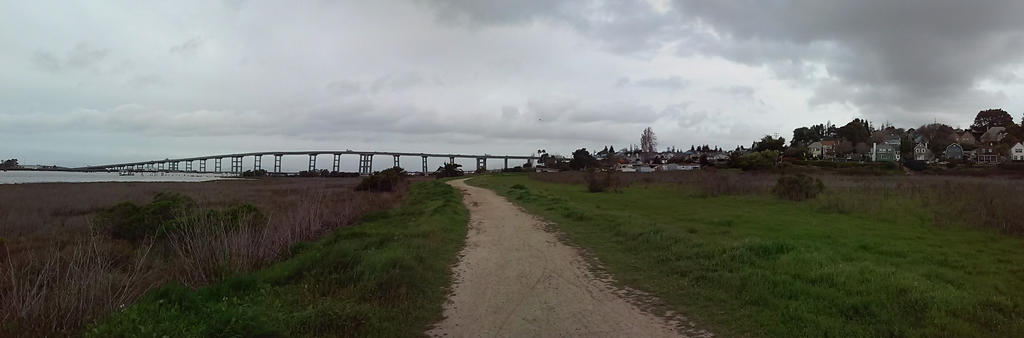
428, 179, 709, 338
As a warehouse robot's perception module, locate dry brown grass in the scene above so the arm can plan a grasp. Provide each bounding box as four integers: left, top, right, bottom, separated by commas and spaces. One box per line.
0, 177, 410, 336
529, 170, 1024, 234
529, 170, 776, 196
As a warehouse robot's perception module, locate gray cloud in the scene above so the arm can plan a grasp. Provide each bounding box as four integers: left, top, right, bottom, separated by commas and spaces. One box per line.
5, 1, 1024, 166
671, 0, 1024, 121
169, 37, 204, 56
425, 0, 1024, 124
127, 74, 164, 88
370, 73, 425, 92
32, 43, 110, 73
325, 80, 361, 97
616, 76, 688, 90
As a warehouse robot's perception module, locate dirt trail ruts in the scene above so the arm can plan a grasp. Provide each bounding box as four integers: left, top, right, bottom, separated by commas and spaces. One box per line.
428, 178, 707, 338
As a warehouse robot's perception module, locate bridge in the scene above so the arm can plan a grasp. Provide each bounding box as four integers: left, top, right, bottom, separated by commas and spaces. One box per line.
79, 151, 538, 175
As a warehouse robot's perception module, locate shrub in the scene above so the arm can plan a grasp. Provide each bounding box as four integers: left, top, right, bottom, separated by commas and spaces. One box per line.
241, 169, 267, 177
434, 163, 464, 178
731, 151, 780, 171
583, 170, 620, 193
355, 167, 409, 192
93, 192, 196, 242
771, 174, 825, 201
903, 159, 928, 171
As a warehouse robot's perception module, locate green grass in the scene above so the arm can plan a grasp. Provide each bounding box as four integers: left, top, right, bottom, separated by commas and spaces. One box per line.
87, 181, 468, 337
471, 174, 1024, 337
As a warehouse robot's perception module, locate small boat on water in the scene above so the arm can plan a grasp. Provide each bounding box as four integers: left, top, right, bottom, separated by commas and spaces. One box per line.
118, 171, 135, 176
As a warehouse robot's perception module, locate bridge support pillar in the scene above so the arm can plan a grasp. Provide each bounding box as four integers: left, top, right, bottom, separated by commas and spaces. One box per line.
393, 155, 400, 169
254, 155, 262, 171
358, 154, 373, 176
199, 160, 206, 172
449, 156, 455, 164
274, 154, 282, 173
422, 156, 428, 176
231, 156, 243, 173
476, 158, 486, 171
504, 157, 508, 170
332, 154, 341, 172
308, 154, 317, 172
214, 158, 222, 173
185, 161, 193, 172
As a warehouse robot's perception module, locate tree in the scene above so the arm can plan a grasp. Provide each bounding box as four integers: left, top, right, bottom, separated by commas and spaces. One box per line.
754, 135, 786, 152
731, 151, 780, 171
838, 118, 872, 145
570, 148, 598, 170
971, 109, 1015, 135
791, 126, 822, 146
640, 127, 658, 162
538, 153, 551, 166
917, 123, 956, 154
1006, 123, 1024, 141
837, 140, 854, 155
0, 159, 18, 169
783, 144, 808, 159
855, 142, 870, 155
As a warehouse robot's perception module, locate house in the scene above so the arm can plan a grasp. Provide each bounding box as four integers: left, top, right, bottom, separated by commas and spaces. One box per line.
914, 143, 933, 161
944, 143, 964, 160
871, 143, 900, 162
871, 135, 902, 162
808, 140, 837, 159
954, 130, 977, 148
963, 150, 977, 162
977, 144, 1001, 164
1012, 143, 1024, 162
979, 127, 1007, 144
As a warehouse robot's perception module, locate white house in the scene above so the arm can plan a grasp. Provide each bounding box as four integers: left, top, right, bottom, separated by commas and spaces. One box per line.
1012, 143, 1024, 162
914, 143, 933, 161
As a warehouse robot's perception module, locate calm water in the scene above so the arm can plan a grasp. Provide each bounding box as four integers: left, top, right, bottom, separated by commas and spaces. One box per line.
0, 170, 237, 184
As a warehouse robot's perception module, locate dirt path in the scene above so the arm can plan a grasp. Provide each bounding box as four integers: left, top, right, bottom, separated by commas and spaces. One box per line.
428, 179, 705, 337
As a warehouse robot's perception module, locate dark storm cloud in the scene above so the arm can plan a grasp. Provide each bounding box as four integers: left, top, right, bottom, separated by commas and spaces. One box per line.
672, 0, 1024, 120
425, 0, 1024, 124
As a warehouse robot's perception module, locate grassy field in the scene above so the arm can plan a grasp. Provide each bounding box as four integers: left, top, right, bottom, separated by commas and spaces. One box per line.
470, 173, 1024, 337
87, 180, 468, 337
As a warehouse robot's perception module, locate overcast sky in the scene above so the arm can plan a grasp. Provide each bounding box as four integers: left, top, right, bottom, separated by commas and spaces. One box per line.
3, 0, 1024, 167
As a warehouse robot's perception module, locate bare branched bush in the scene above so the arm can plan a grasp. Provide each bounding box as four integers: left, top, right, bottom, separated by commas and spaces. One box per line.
0, 178, 409, 336
771, 175, 825, 201
583, 170, 621, 192
1, 236, 154, 337
694, 171, 773, 197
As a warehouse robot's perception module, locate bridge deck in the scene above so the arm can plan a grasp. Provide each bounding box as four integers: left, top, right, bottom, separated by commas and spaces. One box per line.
82, 150, 538, 170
